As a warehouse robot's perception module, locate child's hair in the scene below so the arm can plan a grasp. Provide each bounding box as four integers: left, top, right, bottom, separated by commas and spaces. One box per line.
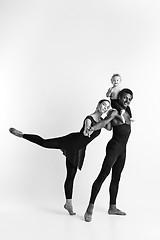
111, 74, 121, 82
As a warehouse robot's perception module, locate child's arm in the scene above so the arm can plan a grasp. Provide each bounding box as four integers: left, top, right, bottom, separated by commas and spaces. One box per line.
106, 87, 113, 97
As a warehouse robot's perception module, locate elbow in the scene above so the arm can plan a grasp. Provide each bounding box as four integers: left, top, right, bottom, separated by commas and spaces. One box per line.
83, 130, 87, 136
107, 127, 112, 131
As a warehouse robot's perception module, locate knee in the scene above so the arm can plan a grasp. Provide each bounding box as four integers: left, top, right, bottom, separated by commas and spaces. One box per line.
95, 171, 110, 185
111, 174, 121, 184
100, 165, 112, 179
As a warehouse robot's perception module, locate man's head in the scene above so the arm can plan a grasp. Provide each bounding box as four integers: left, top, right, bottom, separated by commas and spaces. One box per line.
118, 88, 133, 109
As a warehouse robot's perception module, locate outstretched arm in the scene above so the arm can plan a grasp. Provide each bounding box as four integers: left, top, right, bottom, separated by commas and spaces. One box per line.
83, 118, 92, 136
90, 109, 117, 132
87, 109, 124, 136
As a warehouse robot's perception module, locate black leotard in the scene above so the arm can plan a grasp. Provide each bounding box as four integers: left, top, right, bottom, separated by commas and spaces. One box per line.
23, 116, 101, 170
111, 123, 131, 144
58, 116, 101, 170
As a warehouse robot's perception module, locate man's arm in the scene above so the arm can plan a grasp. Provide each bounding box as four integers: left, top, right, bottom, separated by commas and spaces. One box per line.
104, 121, 112, 131
90, 109, 117, 132
88, 110, 124, 136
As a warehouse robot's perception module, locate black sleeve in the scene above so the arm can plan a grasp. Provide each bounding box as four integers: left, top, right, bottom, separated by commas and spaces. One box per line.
126, 106, 132, 118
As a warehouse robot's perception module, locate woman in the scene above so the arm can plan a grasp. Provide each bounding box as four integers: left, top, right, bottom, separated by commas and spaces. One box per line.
9, 99, 117, 215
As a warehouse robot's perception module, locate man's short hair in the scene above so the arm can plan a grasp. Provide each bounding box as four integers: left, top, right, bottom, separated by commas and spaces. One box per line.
118, 88, 133, 99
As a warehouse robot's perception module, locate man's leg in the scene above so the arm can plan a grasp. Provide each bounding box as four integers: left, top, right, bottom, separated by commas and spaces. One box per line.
108, 150, 126, 215
84, 144, 118, 222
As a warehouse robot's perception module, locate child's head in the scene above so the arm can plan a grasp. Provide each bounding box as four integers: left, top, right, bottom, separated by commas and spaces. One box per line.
111, 74, 121, 87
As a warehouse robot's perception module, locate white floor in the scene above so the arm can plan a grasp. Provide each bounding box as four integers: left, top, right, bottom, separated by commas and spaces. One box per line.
0, 201, 159, 240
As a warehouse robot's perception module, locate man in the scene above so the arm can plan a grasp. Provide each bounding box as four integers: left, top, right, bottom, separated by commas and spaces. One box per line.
84, 88, 133, 222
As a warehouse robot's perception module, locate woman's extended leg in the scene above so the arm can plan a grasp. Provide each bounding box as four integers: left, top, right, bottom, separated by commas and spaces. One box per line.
64, 159, 77, 215
9, 128, 62, 149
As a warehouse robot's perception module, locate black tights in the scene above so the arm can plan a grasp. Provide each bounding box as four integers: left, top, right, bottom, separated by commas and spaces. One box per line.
89, 142, 126, 205
23, 134, 77, 199
23, 134, 62, 149
64, 160, 77, 199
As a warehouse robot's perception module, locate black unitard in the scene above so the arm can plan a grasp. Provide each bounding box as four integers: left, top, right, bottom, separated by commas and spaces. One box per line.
89, 123, 131, 205
23, 116, 101, 199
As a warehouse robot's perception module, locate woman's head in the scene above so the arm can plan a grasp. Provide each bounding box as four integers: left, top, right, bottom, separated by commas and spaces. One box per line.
96, 99, 111, 114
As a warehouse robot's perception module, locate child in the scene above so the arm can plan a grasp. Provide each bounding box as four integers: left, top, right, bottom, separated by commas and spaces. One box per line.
106, 74, 122, 99
106, 74, 132, 122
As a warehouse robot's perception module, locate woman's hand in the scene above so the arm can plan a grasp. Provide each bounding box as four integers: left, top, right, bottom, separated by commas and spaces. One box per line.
83, 127, 94, 137
87, 127, 94, 137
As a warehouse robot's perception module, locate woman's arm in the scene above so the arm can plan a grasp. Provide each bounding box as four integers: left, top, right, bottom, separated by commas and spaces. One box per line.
90, 109, 117, 132
83, 118, 92, 136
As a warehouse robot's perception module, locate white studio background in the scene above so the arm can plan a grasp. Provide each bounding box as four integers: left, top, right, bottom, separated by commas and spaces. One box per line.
1, 0, 160, 239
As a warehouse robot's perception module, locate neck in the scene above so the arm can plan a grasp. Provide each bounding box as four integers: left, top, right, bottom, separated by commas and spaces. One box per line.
118, 101, 126, 110
92, 111, 102, 121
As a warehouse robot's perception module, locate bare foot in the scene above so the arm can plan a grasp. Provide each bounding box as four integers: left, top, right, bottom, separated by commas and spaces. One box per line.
9, 128, 23, 137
